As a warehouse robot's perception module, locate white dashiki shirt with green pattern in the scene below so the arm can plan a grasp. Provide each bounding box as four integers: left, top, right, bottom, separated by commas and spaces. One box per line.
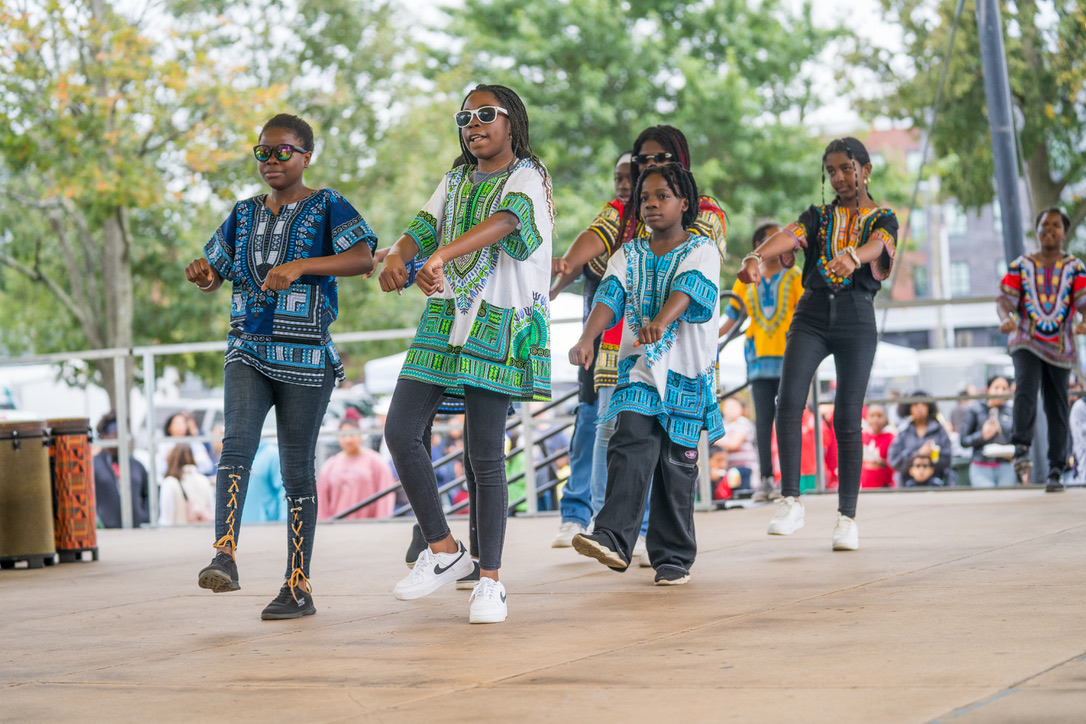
400, 158, 554, 402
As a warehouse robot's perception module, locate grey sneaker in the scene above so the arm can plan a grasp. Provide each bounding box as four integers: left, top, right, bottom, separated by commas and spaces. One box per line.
198, 552, 239, 593
261, 583, 316, 620
1045, 476, 1065, 493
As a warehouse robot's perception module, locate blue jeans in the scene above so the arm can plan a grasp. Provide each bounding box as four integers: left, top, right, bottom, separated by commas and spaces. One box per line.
385, 379, 511, 571
969, 461, 1017, 488
592, 386, 649, 536
215, 360, 334, 580
559, 400, 597, 527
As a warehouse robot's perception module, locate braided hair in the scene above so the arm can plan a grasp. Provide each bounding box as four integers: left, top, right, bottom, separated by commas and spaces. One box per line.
456, 84, 555, 222
820, 136, 874, 211
261, 113, 314, 151
618, 125, 694, 245
632, 162, 699, 230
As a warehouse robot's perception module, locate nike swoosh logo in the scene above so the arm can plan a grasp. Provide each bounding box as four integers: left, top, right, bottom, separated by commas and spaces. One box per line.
433, 550, 465, 576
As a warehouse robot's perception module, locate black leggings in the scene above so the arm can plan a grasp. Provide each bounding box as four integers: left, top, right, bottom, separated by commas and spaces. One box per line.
776, 290, 878, 518
750, 378, 780, 476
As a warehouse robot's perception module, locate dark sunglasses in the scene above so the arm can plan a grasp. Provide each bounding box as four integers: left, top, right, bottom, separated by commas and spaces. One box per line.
453, 105, 508, 128
253, 144, 310, 162
632, 152, 673, 165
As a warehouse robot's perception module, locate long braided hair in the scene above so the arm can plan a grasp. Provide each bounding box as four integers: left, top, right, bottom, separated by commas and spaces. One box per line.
821, 136, 875, 212
632, 163, 699, 230
617, 125, 694, 245
455, 84, 555, 222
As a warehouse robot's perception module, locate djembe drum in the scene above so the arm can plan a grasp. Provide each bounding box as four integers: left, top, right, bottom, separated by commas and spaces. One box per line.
0, 419, 57, 569
48, 418, 98, 562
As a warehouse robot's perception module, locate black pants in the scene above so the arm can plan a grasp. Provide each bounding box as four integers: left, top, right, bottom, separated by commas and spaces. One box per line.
593, 412, 698, 576
385, 379, 511, 571
1010, 350, 1070, 478
750, 377, 780, 476
776, 290, 878, 518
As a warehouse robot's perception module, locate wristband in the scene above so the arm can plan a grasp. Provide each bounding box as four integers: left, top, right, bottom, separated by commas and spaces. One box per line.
197, 278, 216, 291
845, 246, 862, 267
742, 252, 762, 265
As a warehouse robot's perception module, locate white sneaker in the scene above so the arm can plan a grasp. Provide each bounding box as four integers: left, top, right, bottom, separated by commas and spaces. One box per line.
639, 552, 652, 568
832, 513, 859, 551
632, 535, 647, 557
393, 541, 474, 600
767, 496, 805, 535
469, 578, 508, 624
552, 521, 586, 548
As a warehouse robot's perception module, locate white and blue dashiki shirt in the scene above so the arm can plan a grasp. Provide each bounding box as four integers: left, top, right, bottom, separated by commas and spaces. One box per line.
593, 233, 724, 447
204, 189, 377, 387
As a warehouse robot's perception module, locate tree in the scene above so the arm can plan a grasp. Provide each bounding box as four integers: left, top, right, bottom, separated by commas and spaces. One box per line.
431, 0, 841, 260
0, 0, 281, 401
854, 0, 1086, 240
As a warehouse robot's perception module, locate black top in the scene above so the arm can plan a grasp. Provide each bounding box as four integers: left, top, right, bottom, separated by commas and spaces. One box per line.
786, 203, 899, 294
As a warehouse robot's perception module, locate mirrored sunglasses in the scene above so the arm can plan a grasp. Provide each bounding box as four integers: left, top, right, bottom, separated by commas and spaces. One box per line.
253, 144, 310, 162
454, 105, 509, 128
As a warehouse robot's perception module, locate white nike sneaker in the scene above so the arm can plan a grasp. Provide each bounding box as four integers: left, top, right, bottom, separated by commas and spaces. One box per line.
767, 496, 805, 535
469, 577, 508, 624
393, 541, 474, 600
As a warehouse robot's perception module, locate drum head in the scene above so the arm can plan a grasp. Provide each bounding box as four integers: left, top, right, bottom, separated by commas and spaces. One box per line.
0, 419, 48, 440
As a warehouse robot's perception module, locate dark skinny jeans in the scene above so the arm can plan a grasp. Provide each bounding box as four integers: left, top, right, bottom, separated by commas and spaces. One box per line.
750, 377, 780, 477
776, 289, 878, 518
385, 379, 511, 571
1010, 349, 1070, 478
215, 360, 334, 580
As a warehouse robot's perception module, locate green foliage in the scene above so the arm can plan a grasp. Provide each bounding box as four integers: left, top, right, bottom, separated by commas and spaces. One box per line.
852, 0, 1086, 239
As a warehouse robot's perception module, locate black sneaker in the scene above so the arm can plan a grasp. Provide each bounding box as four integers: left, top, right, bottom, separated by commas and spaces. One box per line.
261, 584, 316, 620
1045, 476, 1065, 493
571, 531, 629, 570
654, 567, 691, 586
405, 523, 427, 569
456, 559, 481, 590
198, 552, 239, 593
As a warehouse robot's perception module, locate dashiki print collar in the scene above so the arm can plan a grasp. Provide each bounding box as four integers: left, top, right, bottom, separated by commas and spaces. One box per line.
817, 204, 893, 290
1020, 254, 1076, 341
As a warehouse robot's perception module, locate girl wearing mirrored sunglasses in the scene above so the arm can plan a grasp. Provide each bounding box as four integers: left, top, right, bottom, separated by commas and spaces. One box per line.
377, 83, 554, 624
184, 113, 376, 621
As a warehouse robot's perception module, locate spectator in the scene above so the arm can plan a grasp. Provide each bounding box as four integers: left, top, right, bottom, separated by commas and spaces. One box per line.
1071, 379, 1086, 486
949, 384, 978, 434
903, 454, 945, 487
156, 411, 214, 478
860, 404, 895, 488
92, 411, 150, 528
720, 397, 759, 494
241, 438, 286, 524
709, 445, 731, 502
959, 375, 1016, 487
159, 445, 214, 526
317, 420, 395, 519
888, 391, 953, 486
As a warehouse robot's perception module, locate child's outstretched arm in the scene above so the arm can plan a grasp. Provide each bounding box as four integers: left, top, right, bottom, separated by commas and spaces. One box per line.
379, 235, 422, 293
569, 301, 617, 370
550, 229, 608, 300
634, 291, 692, 347
415, 211, 519, 296
737, 230, 798, 285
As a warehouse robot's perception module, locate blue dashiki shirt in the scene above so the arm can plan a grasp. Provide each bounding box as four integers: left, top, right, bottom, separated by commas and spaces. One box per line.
204, 188, 377, 387
593, 233, 724, 447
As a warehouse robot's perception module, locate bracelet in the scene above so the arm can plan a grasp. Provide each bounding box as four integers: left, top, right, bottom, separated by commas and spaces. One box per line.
742, 252, 762, 265
196, 278, 216, 291
844, 246, 862, 267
